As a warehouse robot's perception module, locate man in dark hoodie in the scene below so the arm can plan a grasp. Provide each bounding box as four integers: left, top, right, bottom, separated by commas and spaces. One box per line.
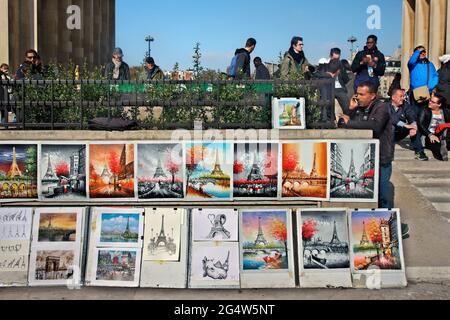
314, 59, 343, 120
231, 38, 257, 79
351, 35, 386, 92
254, 57, 270, 80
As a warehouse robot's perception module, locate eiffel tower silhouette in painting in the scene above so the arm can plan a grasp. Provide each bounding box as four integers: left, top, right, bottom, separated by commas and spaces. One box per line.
153, 157, 168, 179
360, 221, 370, 245
254, 217, 268, 246
330, 221, 341, 244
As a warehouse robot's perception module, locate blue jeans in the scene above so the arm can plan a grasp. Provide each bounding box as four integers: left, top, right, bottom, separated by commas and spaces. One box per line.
379, 163, 393, 209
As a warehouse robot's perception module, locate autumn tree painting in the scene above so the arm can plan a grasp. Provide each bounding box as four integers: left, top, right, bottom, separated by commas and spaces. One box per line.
302, 219, 318, 247
89, 144, 135, 199
137, 144, 184, 199
40, 145, 87, 200
233, 143, 278, 198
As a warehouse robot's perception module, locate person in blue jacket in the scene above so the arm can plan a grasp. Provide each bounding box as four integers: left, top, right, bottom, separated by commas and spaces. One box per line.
408, 46, 439, 96
407, 46, 439, 160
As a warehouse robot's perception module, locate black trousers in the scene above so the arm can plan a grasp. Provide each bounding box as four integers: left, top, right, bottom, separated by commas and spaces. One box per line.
425, 129, 450, 160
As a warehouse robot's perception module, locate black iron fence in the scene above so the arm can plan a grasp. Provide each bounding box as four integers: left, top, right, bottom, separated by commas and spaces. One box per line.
0, 79, 336, 130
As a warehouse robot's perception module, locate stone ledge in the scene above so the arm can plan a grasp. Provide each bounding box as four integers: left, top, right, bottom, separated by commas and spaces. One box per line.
0, 129, 373, 141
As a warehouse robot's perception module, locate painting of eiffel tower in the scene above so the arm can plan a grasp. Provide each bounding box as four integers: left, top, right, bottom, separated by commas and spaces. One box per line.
0, 144, 38, 200
282, 142, 328, 200
144, 209, 181, 262
242, 210, 289, 270
330, 142, 377, 201
40, 145, 87, 200
233, 143, 278, 198
100, 213, 140, 243
138, 143, 184, 200
301, 210, 350, 269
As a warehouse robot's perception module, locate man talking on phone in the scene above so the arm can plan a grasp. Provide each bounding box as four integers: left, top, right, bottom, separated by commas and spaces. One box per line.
337, 81, 394, 209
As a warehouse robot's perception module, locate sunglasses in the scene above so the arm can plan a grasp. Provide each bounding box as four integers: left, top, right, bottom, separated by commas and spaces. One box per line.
27, 56, 37, 59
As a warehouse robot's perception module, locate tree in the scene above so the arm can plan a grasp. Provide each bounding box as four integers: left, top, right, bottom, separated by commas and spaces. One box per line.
25, 146, 37, 178
270, 218, 288, 256
192, 42, 203, 78
55, 162, 70, 177
108, 151, 121, 189
367, 219, 383, 256
164, 149, 181, 184
282, 152, 298, 186
186, 145, 206, 194
233, 160, 244, 175
302, 219, 318, 246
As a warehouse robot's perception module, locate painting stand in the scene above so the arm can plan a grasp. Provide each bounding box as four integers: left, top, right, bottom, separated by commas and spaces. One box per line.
140, 208, 189, 288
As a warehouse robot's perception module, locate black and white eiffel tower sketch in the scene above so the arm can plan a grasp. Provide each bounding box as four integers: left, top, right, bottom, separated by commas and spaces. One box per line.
207, 214, 231, 239
254, 217, 268, 246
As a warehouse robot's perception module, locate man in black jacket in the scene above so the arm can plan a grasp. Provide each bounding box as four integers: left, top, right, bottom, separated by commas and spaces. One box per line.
232, 38, 257, 79
390, 88, 427, 160
104, 48, 130, 80
314, 59, 343, 121
338, 81, 394, 209
330, 48, 351, 115
351, 35, 386, 92
254, 57, 270, 80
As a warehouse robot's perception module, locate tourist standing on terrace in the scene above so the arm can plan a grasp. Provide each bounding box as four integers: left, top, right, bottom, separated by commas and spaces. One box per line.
105, 47, 130, 81
280, 36, 314, 79
145, 57, 164, 80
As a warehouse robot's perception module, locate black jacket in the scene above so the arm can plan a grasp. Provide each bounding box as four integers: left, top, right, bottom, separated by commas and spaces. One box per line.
336, 60, 350, 92
339, 99, 394, 165
234, 48, 251, 79
418, 107, 450, 137
351, 46, 386, 89
436, 68, 450, 106
105, 61, 130, 80
390, 101, 417, 129
255, 63, 270, 80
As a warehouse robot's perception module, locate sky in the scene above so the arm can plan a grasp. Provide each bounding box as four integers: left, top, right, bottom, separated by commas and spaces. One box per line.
116, 0, 402, 71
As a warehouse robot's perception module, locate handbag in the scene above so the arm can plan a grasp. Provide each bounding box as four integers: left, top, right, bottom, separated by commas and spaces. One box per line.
413, 63, 430, 103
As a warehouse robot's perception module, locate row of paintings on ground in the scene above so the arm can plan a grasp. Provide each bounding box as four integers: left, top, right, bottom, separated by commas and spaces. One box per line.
0, 140, 380, 202
0, 207, 407, 289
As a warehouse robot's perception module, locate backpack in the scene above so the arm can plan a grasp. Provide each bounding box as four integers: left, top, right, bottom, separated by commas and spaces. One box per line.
227, 55, 239, 77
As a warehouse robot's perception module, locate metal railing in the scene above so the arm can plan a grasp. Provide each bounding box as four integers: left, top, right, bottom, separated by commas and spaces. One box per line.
0, 79, 336, 130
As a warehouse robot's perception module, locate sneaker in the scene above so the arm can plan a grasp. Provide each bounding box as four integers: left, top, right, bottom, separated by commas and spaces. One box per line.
401, 223, 410, 240
415, 151, 429, 161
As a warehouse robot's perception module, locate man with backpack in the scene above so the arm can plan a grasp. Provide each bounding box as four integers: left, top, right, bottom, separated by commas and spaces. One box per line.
228, 38, 257, 79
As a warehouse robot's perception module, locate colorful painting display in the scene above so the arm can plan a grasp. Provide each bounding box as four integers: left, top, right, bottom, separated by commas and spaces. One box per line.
330, 141, 378, 201
143, 209, 182, 261
137, 143, 184, 200
99, 213, 140, 244
38, 213, 77, 242
40, 144, 87, 200
282, 141, 329, 200
89, 144, 135, 199
185, 142, 232, 200
241, 210, 289, 271
301, 210, 349, 269
233, 143, 278, 198
34, 250, 75, 280
95, 249, 137, 282
0, 144, 38, 200
272, 97, 306, 129
351, 210, 403, 271
192, 209, 239, 242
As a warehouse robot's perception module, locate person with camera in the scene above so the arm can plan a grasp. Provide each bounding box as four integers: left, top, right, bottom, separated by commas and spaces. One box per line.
337, 81, 393, 209
351, 35, 386, 92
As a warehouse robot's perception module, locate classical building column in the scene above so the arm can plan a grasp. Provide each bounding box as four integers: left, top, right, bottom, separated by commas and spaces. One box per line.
447, 0, 450, 52
429, 0, 446, 67
0, 0, 9, 66
415, 0, 430, 47
402, 0, 416, 89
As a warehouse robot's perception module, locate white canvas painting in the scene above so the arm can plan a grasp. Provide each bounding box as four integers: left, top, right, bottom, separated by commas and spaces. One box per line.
192, 209, 239, 242
0, 208, 32, 241
143, 208, 182, 262
190, 242, 240, 286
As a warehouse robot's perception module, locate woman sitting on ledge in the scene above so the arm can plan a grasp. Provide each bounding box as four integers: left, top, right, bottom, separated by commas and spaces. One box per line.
418, 94, 450, 161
